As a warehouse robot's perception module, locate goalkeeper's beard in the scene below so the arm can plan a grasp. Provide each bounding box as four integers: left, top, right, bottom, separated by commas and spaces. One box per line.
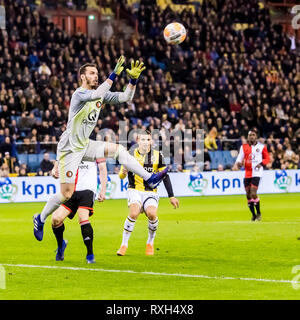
87, 78, 98, 89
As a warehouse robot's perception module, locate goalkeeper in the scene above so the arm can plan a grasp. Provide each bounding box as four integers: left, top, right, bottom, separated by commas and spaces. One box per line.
33, 57, 168, 246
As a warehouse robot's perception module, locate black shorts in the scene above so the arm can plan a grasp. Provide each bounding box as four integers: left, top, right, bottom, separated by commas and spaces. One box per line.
62, 190, 95, 220
244, 177, 260, 190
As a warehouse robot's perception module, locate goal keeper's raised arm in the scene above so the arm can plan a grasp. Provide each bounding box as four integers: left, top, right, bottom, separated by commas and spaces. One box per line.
91, 56, 126, 100
103, 60, 146, 105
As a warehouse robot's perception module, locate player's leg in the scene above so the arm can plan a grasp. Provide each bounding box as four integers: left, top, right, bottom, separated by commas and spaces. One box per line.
117, 190, 142, 256
42, 183, 74, 222
117, 204, 141, 256
51, 206, 71, 261
250, 178, 261, 221
33, 150, 81, 241
78, 208, 95, 263
144, 195, 159, 256
33, 183, 75, 241
85, 140, 168, 189
244, 178, 256, 221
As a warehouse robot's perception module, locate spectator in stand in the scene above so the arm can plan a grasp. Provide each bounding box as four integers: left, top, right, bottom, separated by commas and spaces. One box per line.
0, 163, 10, 178
38, 62, 51, 77
36, 169, 45, 176
0, 152, 3, 167
0, 0, 298, 173
18, 167, 28, 177
0, 137, 14, 156
39, 152, 54, 174
205, 127, 218, 151
3, 152, 17, 173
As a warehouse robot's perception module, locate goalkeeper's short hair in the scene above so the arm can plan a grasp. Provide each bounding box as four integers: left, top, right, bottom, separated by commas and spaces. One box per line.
79, 63, 98, 76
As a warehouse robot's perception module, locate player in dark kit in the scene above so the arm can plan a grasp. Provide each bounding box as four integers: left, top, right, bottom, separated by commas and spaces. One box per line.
233, 129, 270, 221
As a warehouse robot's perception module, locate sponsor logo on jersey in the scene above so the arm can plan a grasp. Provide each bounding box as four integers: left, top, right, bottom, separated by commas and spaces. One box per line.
82, 109, 98, 125
0, 178, 18, 202
274, 170, 292, 191
78, 164, 89, 170
96, 101, 102, 108
87, 109, 98, 122
188, 173, 208, 194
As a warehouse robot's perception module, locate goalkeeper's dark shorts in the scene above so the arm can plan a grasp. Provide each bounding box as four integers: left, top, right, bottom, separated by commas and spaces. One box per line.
243, 177, 260, 190
62, 190, 95, 219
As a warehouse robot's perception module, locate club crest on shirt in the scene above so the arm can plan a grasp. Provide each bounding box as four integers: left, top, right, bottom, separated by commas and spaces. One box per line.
66, 171, 73, 178
95, 97, 103, 108
248, 153, 255, 160
96, 101, 102, 108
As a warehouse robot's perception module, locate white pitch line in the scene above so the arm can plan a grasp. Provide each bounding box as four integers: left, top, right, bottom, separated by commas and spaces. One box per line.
0, 263, 294, 285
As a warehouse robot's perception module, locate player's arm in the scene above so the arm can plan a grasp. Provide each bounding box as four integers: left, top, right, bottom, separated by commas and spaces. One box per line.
91, 56, 125, 100
103, 60, 146, 105
76, 56, 125, 103
97, 159, 107, 202
51, 161, 59, 179
158, 152, 179, 209
256, 145, 270, 169
118, 165, 128, 179
233, 146, 244, 170
163, 175, 179, 209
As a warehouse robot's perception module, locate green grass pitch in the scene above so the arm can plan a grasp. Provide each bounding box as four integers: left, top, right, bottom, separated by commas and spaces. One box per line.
0, 193, 300, 300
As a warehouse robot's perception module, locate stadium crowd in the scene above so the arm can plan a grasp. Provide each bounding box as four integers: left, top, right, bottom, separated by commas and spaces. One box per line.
0, 0, 299, 176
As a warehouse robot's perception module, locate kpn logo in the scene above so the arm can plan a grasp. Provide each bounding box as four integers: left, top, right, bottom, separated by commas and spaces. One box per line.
0, 177, 18, 202
188, 173, 208, 195
274, 170, 292, 192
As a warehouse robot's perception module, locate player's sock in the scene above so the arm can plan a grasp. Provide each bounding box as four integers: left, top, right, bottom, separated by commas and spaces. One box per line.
147, 218, 159, 245
52, 223, 65, 248
80, 220, 94, 256
253, 198, 261, 215
115, 145, 151, 181
121, 216, 136, 246
40, 193, 66, 223
248, 199, 256, 218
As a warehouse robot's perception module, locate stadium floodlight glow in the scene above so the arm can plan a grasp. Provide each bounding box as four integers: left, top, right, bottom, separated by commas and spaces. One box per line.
88, 15, 95, 21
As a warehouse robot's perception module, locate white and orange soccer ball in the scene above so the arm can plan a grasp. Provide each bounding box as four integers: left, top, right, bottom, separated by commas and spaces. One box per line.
163, 22, 186, 45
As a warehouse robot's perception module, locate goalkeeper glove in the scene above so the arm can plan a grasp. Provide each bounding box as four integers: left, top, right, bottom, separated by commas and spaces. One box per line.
114, 55, 125, 75
126, 60, 146, 79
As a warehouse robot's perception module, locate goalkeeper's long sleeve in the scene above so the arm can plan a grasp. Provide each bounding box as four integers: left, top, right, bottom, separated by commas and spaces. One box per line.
91, 81, 112, 100
118, 85, 136, 103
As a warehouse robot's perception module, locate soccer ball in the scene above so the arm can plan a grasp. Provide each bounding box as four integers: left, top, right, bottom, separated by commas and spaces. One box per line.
163, 22, 186, 45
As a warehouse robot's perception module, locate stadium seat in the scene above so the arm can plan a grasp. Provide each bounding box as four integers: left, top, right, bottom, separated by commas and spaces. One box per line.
208, 151, 224, 169
222, 151, 235, 169
231, 150, 238, 159
48, 152, 56, 160
18, 154, 28, 165
208, 151, 218, 169
38, 154, 44, 163
106, 159, 116, 174
28, 154, 40, 171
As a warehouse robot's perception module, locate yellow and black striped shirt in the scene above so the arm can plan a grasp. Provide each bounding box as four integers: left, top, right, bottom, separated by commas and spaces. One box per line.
119, 148, 166, 192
